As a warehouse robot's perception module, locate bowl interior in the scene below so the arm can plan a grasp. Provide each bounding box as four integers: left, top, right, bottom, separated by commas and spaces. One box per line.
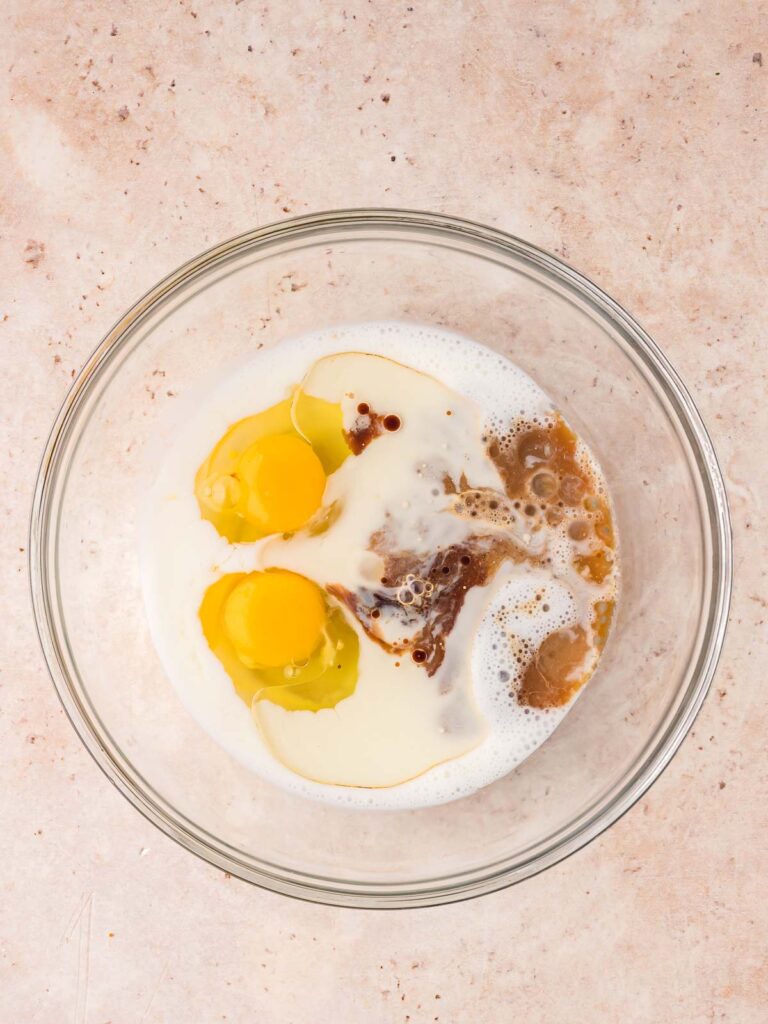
34, 214, 728, 905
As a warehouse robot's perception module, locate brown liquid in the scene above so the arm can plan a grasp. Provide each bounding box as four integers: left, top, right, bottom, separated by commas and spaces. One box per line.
518, 625, 590, 708
487, 416, 617, 691
574, 547, 614, 584
345, 412, 384, 455
332, 413, 617, 708
489, 417, 592, 508
592, 599, 615, 650
329, 533, 527, 677
345, 407, 402, 455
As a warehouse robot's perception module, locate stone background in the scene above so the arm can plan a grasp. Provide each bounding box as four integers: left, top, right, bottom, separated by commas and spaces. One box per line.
1, 1, 766, 1020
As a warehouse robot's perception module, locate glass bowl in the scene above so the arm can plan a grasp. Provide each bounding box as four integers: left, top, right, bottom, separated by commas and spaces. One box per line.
30, 210, 731, 908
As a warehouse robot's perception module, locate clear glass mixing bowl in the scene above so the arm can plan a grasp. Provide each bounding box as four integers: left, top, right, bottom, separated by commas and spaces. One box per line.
30, 210, 731, 907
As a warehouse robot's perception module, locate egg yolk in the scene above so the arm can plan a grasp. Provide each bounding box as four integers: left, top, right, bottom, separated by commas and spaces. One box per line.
196, 393, 351, 542
223, 570, 326, 669
200, 570, 359, 712
237, 434, 326, 535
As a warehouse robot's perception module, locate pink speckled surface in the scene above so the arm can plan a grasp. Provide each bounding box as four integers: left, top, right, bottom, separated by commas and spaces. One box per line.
2, 2, 766, 1021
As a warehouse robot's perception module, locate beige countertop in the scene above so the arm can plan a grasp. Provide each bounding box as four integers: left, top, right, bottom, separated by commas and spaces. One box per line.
2, 1, 766, 1020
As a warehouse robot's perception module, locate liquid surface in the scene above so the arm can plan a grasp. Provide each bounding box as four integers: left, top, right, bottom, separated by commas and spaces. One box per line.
141, 323, 618, 809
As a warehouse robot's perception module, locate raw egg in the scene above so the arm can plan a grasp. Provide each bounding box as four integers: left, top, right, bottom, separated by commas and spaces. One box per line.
195, 392, 350, 542
199, 569, 359, 712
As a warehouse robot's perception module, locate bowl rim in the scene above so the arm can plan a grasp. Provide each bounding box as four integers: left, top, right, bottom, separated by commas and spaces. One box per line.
29, 208, 733, 908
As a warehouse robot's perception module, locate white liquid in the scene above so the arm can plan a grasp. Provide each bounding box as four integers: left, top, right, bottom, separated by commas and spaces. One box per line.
141, 323, 616, 809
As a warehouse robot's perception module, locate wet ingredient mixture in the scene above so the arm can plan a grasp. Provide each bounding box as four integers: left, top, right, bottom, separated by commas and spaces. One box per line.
141, 323, 618, 809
